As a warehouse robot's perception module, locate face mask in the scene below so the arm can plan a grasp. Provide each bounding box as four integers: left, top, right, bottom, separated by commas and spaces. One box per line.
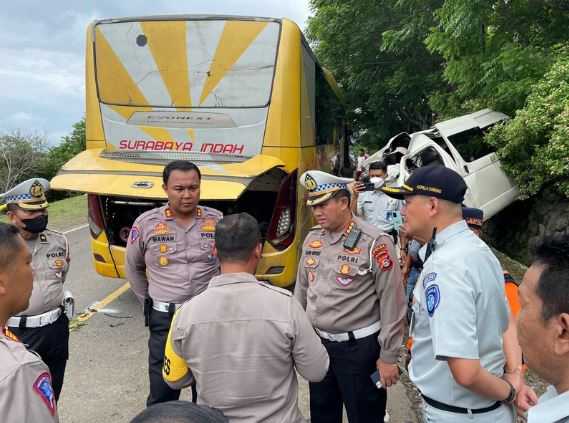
370, 177, 385, 189
21, 214, 48, 234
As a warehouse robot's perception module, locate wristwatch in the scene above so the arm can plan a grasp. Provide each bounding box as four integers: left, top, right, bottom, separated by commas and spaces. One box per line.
502, 379, 516, 404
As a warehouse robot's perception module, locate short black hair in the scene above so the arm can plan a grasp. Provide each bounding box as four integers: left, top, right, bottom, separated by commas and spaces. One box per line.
163, 161, 202, 185
531, 235, 569, 321
6, 203, 19, 213
331, 188, 351, 207
368, 161, 388, 172
214, 213, 261, 263
130, 401, 228, 423
0, 222, 22, 270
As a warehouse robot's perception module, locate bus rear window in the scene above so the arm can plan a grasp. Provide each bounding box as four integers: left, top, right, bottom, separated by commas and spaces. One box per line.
94, 19, 280, 108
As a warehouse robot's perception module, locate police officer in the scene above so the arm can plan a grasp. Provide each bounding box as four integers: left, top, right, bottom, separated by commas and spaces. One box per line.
163, 213, 329, 422
382, 165, 520, 422
295, 170, 406, 423
2, 178, 70, 401
125, 160, 222, 407
352, 161, 402, 245
0, 222, 59, 422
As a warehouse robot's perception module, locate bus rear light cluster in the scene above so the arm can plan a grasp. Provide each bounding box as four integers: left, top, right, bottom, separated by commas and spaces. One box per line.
267, 169, 298, 250
87, 194, 105, 239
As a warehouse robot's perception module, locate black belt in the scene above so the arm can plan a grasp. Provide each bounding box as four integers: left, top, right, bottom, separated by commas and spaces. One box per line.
422, 395, 502, 414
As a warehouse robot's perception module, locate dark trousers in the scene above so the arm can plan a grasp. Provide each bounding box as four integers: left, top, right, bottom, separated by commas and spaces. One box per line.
147, 309, 196, 406
310, 333, 386, 423
11, 313, 69, 401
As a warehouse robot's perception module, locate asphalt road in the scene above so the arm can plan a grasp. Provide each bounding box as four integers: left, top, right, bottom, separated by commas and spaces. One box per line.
56, 225, 418, 422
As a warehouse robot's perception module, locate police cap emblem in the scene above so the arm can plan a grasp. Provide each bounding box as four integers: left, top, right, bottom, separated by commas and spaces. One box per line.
30, 180, 44, 198
304, 174, 317, 191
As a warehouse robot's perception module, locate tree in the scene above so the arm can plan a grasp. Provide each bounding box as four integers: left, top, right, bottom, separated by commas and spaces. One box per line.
485, 46, 569, 198
0, 129, 48, 192
307, 0, 445, 148
425, 0, 569, 118
40, 116, 86, 180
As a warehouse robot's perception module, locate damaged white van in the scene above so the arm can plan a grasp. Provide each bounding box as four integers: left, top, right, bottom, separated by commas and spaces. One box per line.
365, 109, 519, 219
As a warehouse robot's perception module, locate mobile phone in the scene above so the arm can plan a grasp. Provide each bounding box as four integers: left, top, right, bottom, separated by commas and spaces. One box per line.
392, 211, 403, 230
361, 182, 375, 191
370, 366, 404, 389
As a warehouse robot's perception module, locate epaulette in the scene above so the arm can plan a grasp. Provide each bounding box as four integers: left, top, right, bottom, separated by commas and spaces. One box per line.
309, 224, 322, 232
200, 205, 223, 218
44, 228, 64, 236
258, 281, 292, 297
136, 207, 162, 223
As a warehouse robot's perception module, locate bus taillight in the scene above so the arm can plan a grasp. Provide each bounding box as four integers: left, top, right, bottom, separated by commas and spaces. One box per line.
87, 194, 105, 239
267, 169, 298, 250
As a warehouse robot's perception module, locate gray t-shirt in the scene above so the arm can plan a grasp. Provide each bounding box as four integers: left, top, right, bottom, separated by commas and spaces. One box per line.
409, 221, 509, 409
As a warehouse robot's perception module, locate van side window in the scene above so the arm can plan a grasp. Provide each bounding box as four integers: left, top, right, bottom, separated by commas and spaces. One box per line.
315, 67, 344, 146
447, 128, 494, 162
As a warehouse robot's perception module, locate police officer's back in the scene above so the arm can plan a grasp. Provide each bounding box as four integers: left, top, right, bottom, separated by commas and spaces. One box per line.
0, 222, 59, 422
163, 213, 328, 422
125, 160, 222, 406
2, 178, 70, 401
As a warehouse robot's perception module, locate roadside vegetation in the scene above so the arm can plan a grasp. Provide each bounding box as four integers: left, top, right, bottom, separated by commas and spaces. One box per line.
307, 0, 569, 198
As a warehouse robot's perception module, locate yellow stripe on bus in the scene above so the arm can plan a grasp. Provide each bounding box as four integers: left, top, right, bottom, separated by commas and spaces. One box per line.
95, 27, 148, 106
199, 21, 268, 106
95, 28, 176, 143
141, 21, 192, 109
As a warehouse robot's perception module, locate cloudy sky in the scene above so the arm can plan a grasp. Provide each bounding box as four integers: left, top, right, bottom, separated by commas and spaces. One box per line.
0, 1, 311, 145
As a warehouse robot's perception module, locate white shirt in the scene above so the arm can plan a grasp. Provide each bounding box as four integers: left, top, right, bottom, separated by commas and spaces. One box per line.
356, 156, 365, 171
409, 220, 509, 409
357, 190, 401, 233
527, 385, 569, 422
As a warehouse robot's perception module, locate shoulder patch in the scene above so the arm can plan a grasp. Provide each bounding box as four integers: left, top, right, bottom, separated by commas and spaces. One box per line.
372, 243, 393, 270
1, 327, 20, 342
425, 284, 440, 317
130, 226, 141, 244
33, 372, 56, 415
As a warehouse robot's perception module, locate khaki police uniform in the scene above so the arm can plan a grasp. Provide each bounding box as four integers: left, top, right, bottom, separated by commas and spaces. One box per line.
0, 329, 59, 422
163, 272, 329, 422
295, 170, 406, 423
125, 203, 222, 406
2, 178, 70, 401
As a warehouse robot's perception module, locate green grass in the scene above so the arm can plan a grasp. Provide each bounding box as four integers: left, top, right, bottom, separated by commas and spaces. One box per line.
1, 195, 87, 232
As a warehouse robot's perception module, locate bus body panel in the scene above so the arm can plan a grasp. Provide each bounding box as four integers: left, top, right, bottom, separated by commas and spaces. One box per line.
53, 16, 347, 287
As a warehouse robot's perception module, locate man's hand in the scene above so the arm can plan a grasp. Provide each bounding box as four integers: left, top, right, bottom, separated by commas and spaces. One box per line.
352, 181, 365, 195
502, 366, 523, 394
376, 359, 400, 388
515, 384, 538, 417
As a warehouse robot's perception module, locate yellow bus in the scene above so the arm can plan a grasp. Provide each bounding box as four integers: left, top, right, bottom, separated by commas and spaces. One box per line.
52, 15, 349, 287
